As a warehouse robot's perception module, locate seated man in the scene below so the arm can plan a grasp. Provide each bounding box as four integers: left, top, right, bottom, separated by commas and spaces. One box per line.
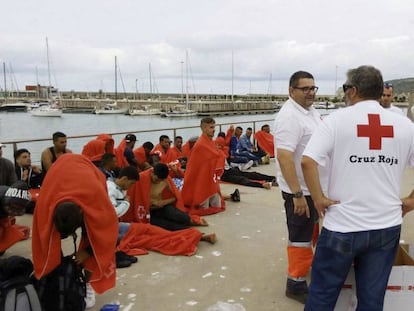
106, 166, 140, 268
81, 133, 115, 166
0, 181, 32, 255
98, 153, 118, 179
114, 134, 140, 169
236, 127, 269, 165
133, 141, 154, 170
14, 148, 43, 213
32, 154, 119, 308
254, 124, 275, 157
148, 163, 208, 231
41, 131, 72, 173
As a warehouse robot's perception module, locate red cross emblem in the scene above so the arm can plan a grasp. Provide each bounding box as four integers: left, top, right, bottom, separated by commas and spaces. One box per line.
357, 114, 394, 150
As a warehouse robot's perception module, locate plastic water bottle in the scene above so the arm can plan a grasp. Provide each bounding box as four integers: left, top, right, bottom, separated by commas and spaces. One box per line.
100, 304, 120, 311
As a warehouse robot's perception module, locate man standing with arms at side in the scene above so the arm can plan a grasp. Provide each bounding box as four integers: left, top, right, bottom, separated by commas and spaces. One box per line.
302, 65, 414, 310
273, 71, 326, 303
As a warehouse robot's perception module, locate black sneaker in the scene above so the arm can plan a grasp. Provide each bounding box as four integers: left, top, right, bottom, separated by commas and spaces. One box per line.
285, 279, 308, 304
116, 251, 138, 264
115, 251, 132, 268
231, 189, 240, 202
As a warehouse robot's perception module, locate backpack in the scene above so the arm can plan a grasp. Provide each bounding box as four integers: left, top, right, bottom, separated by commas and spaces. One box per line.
0, 256, 42, 311
33, 234, 86, 311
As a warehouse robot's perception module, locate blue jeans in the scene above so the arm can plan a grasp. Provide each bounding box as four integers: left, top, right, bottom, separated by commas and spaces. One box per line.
305, 225, 401, 311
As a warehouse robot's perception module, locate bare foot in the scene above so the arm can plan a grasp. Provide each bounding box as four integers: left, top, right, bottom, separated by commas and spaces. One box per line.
262, 182, 271, 190
201, 233, 217, 244
192, 218, 209, 226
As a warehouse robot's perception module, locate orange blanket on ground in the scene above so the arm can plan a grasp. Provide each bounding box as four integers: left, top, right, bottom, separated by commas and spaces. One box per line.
32, 154, 118, 294
0, 217, 29, 252
254, 130, 275, 157
181, 134, 226, 216
118, 223, 201, 256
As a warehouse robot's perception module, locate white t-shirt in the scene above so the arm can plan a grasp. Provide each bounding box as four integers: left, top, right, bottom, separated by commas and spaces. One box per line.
303, 100, 414, 232
273, 98, 329, 195
107, 178, 130, 217
387, 105, 404, 116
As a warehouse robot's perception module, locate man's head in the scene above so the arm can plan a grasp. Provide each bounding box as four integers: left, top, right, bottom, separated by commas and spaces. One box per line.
52, 132, 68, 152
101, 153, 117, 170
53, 201, 83, 239
343, 65, 383, 106
115, 166, 139, 190
200, 117, 216, 139
125, 134, 137, 147
261, 124, 270, 133
159, 135, 171, 150
174, 136, 183, 149
235, 126, 243, 138
152, 163, 169, 183
246, 127, 253, 138
14, 148, 32, 168
381, 83, 393, 108
143, 141, 154, 154
289, 71, 318, 110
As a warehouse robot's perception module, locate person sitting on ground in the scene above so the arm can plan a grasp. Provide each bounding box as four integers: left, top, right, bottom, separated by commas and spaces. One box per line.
181, 136, 198, 163
14, 148, 43, 213
133, 141, 154, 170
0, 181, 31, 256
114, 133, 140, 169
32, 154, 119, 309
106, 166, 140, 268
181, 117, 226, 215
147, 163, 210, 231
169, 136, 184, 162
254, 124, 275, 157
98, 153, 118, 179
41, 131, 72, 173
216, 133, 250, 167
236, 127, 270, 165
81, 133, 114, 166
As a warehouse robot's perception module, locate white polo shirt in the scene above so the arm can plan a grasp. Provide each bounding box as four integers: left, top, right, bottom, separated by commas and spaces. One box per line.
387, 105, 404, 116
273, 97, 328, 195
303, 100, 414, 232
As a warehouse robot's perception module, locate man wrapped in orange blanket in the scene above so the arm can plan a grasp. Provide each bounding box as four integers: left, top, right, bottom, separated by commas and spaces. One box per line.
32, 154, 119, 294
181, 117, 226, 215
254, 124, 275, 157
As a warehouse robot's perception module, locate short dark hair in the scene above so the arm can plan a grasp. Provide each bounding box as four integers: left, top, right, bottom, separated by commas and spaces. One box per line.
159, 135, 170, 142
143, 141, 154, 150
200, 117, 215, 126
346, 65, 383, 100
118, 166, 139, 181
236, 126, 243, 131
217, 131, 226, 138
246, 127, 253, 131
14, 148, 30, 160
52, 131, 67, 141
175, 136, 183, 141
261, 124, 270, 130
53, 202, 83, 238
289, 71, 314, 87
153, 163, 169, 179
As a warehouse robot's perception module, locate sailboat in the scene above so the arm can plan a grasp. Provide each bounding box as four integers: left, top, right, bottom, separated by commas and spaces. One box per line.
162, 51, 197, 117
31, 38, 62, 117
94, 56, 128, 115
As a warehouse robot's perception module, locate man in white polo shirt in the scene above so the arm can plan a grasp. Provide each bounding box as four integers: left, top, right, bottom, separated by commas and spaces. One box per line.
302, 65, 414, 310
380, 82, 404, 115
273, 71, 328, 303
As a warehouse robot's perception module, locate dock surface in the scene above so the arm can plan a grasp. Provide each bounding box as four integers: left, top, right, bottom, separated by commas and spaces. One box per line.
7, 160, 414, 311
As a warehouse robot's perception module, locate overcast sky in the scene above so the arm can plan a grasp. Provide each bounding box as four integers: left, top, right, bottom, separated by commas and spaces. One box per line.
2, 0, 414, 95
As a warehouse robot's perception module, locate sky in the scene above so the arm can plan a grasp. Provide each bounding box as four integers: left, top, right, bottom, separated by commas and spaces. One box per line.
2, 0, 414, 96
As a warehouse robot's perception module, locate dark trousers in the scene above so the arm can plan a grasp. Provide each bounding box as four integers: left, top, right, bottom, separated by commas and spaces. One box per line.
150, 204, 191, 231
221, 167, 275, 188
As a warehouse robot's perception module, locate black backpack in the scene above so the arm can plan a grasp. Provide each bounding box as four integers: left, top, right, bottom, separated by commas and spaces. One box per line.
0, 256, 42, 311
33, 234, 86, 311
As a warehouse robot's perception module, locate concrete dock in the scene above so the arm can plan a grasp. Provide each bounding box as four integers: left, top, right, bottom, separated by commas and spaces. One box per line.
6, 160, 414, 311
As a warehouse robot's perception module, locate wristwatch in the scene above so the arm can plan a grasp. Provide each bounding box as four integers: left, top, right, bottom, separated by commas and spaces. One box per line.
293, 191, 304, 198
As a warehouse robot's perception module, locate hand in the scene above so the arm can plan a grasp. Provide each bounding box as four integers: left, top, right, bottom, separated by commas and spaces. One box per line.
150, 199, 164, 208
74, 249, 91, 265
32, 165, 42, 174
293, 197, 310, 218
402, 197, 414, 217
314, 196, 340, 218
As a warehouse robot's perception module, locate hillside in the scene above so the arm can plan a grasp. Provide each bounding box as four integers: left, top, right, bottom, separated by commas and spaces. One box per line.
386, 77, 414, 94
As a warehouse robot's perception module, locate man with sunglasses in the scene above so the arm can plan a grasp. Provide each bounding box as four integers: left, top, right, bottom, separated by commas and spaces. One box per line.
273, 71, 327, 303
380, 82, 404, 115
302, 65, 414, 310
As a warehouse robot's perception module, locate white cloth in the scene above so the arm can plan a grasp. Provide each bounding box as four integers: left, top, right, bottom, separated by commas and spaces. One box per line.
303, 100, 414, 232
273, 97, 328, 195
387, 105, 404, 116
106, 178, 130, 217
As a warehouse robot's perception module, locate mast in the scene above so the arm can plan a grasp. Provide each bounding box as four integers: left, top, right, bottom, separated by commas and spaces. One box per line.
115, 56, 118, 101
46, 37, 52, 100
231, 50, 234, 105
149, 63, 153, 98
185, 50, 189, 108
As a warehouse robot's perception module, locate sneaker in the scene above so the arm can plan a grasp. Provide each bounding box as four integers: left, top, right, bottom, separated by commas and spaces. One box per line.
230, 189, 240, 202
115, 251, 132, 268
285, 279, 308, 304
271, 179, 279, 187
240, 160, 254, 171
85, 283, 96, 309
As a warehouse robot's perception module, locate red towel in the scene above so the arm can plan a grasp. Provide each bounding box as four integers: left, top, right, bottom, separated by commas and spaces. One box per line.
32, 154, 118, 294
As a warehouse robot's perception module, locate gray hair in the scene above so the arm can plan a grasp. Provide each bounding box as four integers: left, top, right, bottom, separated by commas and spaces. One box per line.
346, 65, 383, 100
